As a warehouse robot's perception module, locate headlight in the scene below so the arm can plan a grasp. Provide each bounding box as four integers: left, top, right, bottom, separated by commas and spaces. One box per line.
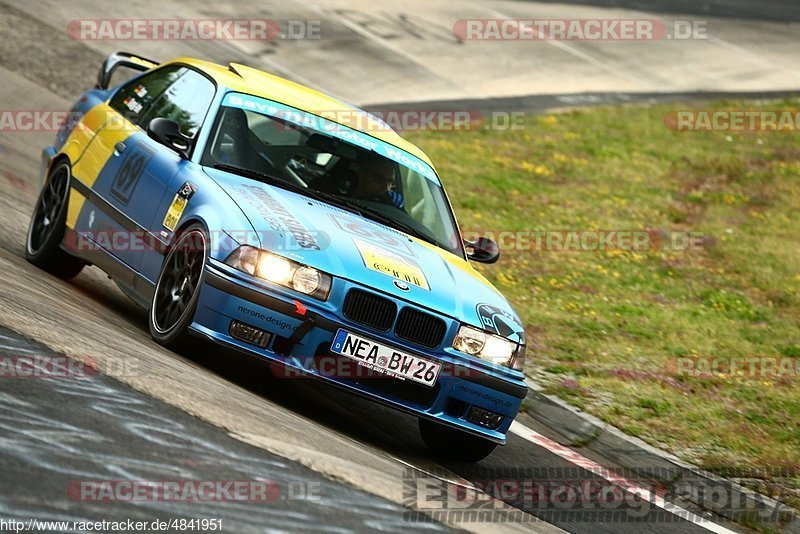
511, 343, 526, 371
452, 325, 525, 370
292, 266, 321, 295
224, 246, 331, 300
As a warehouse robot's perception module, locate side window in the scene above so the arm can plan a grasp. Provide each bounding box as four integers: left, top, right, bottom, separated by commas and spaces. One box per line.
141, 70, 216, 138
108, 66, 184, 127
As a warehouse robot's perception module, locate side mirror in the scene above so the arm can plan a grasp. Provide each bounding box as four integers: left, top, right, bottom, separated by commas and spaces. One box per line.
147, 118, 191, 158
465, 236, 500, 264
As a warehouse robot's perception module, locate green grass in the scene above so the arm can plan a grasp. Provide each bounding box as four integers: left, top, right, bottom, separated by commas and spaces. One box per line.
406, 100, 800, 509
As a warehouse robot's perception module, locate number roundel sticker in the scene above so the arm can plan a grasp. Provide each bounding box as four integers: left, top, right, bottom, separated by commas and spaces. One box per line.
110, 144, 155, 205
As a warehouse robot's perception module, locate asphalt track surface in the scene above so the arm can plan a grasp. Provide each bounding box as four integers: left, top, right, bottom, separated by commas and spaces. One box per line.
2, 0, 800, 104
0, 1, 796, 532
526, 0, 800, 23
0, 327, 452, 533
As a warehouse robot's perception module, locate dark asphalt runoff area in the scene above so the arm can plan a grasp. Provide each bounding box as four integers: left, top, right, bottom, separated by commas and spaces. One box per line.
525, 0, 800, 23
0, 326, 452, 533
367, 90, 800, 117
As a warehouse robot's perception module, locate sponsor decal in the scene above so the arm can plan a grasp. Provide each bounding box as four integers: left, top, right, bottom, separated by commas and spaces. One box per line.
454, 383, 512, 408
330, 213, 414, 256
236, 306, 296, 332
122, 96, 143, 114
238, 185, 320, 250
477, 303, 524, 344
354, 238, 429, 290
162, 182, 196, 231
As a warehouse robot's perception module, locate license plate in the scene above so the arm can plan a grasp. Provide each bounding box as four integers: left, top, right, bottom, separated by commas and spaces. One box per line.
330, 329, 441, 387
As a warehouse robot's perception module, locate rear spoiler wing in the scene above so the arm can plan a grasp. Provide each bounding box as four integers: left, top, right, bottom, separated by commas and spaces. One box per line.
96, 51, 159, 90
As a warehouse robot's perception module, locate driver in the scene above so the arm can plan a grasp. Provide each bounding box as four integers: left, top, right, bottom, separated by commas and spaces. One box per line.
351, 152, 404, 209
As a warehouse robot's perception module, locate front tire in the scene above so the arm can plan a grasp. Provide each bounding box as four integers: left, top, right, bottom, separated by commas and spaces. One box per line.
419, 418, 498, 463
25, 160, 85, 280
149, 224, 207, 349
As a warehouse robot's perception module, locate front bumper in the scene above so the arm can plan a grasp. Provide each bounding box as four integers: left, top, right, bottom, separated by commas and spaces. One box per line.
191, 260, 528, 444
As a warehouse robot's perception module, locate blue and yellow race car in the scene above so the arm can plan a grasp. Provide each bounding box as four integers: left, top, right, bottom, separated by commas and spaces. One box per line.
26, 52, 527, 461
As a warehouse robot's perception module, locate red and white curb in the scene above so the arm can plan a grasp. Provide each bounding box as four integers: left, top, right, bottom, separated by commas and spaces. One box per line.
509, 421, 738, 534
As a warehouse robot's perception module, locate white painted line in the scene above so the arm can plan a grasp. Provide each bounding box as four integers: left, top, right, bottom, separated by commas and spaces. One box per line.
320, 6, 479, 97
0, 343, 45, 355
478, 5, 651, 90
509, 421, 739, 534
707, 37, 775, 66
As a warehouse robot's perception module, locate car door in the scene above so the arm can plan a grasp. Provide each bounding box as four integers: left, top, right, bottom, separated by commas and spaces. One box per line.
74, 66, 215, 285
113, 67, 216, 286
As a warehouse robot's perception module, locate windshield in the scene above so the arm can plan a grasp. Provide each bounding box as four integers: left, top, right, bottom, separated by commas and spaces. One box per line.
201, 94, 464, 257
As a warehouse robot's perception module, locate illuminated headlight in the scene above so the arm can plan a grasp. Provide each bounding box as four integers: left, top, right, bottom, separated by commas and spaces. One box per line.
224, 246, 331, 300
453, 325, 525, 370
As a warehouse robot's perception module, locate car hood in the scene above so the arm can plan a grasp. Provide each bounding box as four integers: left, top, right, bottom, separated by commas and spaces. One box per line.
205, 168, 525, 343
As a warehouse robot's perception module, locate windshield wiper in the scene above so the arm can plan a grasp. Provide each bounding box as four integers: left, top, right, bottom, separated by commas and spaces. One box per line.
322, 193, 445, 248
213, 163, 304, 194
212, 163, 341, 206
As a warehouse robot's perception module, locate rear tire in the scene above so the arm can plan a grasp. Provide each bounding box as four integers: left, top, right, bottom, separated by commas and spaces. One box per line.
148, 224, 207, 349
25, 160, 85, 280
419, 418, 498, 463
